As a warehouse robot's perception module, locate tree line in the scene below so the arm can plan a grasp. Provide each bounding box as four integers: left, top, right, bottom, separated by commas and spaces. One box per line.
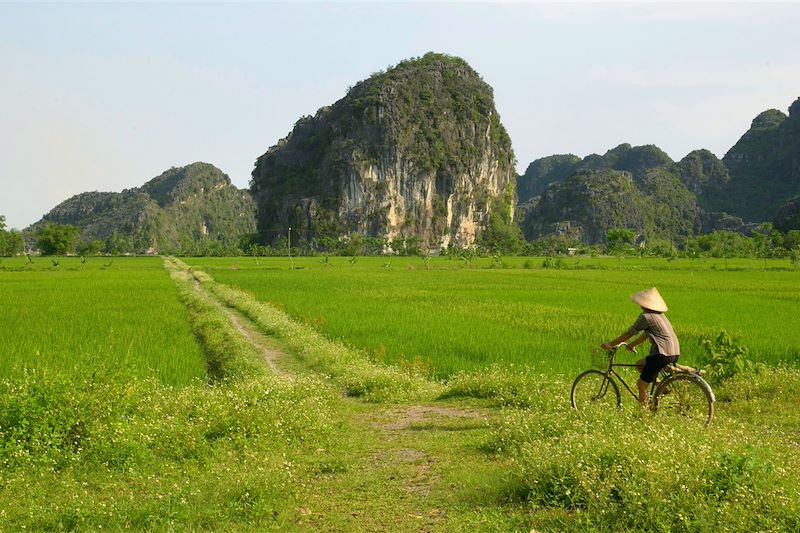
2, 217, 799, 264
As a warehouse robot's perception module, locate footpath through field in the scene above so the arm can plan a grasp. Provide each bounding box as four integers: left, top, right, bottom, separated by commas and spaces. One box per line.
177, 260, 526, 531
189, 275, 289, 378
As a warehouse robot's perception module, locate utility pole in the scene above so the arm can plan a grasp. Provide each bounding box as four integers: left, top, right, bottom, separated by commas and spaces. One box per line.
287, 227, 293, 270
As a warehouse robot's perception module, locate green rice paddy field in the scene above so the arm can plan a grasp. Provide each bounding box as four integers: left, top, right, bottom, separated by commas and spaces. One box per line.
0, 256, 206, 385
186, 256, 800, 377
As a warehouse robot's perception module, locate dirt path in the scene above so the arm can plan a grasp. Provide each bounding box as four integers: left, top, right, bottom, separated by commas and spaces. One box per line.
297, 401, 504, 532
191, 278, 290, 377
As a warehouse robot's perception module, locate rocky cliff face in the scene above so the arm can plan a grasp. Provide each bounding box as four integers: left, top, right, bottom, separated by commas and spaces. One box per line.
718, 97, 800, 221
30, 162, 256, 253
250, 53, 516, 250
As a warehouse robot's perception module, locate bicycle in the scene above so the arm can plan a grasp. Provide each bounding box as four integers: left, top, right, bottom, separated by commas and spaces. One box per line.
571, 343, 715, 426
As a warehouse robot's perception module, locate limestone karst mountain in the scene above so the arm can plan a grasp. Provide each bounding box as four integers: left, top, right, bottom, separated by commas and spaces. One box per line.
518, 144, 731, 244
518, 96, 800, 244
29, 163, 256, 254
716, 97, 800, 222
250, 52, 517, 250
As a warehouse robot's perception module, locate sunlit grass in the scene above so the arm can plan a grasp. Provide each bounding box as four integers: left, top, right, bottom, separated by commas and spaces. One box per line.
0, 257, 206, 385
186, 256, 800, 377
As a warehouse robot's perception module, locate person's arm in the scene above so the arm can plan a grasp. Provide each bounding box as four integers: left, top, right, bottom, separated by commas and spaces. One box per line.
601, 331, 634, 350
627, 333, 647, 350
602, 314, 646, 350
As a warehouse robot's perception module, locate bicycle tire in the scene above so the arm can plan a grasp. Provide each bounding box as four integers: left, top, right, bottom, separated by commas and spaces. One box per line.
652, 373, 714, 427
571, 370, 621, 420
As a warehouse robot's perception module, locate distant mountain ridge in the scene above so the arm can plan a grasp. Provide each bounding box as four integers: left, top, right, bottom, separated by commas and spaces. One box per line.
517, 96, 800, 244
30, 163, 256, 254
715, 99, 800, 221
27, 76, 798, 253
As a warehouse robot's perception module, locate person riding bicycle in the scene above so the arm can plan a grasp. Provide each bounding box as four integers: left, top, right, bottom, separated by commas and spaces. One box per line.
601, 287, 680, 407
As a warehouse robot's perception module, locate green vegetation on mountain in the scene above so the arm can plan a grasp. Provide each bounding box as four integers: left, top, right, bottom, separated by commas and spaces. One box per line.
715, 98, 800, 221
774, 196, 800, 233
523, 169, 656, 244
581, 143, 674, 180
514, 134, 800, 246
638, 167, 702, 239
476, 184, 525, 254
519, 94, 800, 246
676, 148, 732, 202
520, 144, 722, 245
251, 52, 516, 249
516, 154, 581, 203
30, 163, 256, 255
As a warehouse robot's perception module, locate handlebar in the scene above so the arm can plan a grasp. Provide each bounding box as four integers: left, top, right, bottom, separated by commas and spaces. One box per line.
607, 342, 636, 353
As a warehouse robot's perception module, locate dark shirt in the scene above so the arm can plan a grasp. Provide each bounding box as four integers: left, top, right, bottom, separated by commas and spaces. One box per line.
627, 311, 680, 356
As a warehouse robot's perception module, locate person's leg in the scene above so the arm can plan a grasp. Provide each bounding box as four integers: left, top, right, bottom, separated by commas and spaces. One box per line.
638, 355, 665, 408
637, 379, 649, 406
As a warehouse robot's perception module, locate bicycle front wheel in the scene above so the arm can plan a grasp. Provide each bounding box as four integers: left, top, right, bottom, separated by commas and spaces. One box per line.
652, 374, 714, 427
571, 370, 620, 420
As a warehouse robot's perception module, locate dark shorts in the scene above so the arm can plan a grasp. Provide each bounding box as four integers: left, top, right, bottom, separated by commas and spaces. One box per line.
640, 354, 679, 383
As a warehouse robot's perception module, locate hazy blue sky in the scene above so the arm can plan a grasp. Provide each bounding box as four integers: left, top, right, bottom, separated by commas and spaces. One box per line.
2, 2, 799, 229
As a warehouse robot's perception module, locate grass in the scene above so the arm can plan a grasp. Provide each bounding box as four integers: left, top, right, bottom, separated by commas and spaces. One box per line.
0, 256, 207, 386
185, 256, 800, 377
0, 256, 342, 531
0, 367, 342, 531
1, 255, 798, 531
179, 259, 439, 403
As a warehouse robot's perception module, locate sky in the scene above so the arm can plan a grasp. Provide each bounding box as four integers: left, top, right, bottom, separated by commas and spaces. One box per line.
1, 2, 799, 230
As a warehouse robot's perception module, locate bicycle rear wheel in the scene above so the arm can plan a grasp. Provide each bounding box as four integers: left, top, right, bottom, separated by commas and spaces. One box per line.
652, 374, 714, 427
571, 370, 620, 420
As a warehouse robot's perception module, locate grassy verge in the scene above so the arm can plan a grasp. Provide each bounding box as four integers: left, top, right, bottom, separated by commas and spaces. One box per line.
0, 366, 343, 530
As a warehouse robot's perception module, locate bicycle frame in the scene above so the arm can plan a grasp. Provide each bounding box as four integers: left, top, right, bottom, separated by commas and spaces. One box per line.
595, 344, 661, 402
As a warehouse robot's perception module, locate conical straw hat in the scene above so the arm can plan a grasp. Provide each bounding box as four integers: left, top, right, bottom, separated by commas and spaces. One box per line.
630, 287, 668, 312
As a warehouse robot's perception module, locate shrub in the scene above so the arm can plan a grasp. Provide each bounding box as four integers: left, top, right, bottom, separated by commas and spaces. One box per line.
697, 331, 763, 384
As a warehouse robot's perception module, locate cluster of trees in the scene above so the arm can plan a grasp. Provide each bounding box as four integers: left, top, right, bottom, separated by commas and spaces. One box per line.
0, 216, 25, 256
526, 224, 800, 263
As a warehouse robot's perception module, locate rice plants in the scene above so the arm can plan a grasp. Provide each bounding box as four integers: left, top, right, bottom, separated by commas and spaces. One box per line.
185, 256, 800, 377
0, 257, 206, 385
